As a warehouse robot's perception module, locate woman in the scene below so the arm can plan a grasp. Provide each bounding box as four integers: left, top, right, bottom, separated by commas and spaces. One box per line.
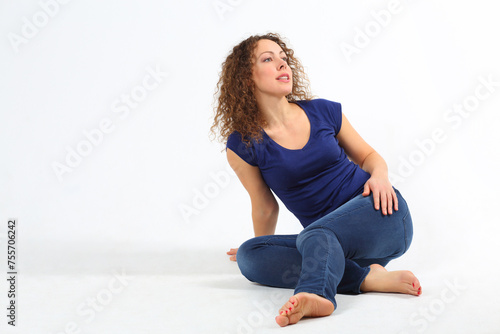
211, 33, 421, 327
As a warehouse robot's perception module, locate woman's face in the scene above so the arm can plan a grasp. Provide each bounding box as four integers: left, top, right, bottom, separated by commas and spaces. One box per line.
251, 39, 293, 100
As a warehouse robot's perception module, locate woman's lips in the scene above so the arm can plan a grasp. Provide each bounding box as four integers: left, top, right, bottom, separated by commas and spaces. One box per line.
276, 74, 290, 82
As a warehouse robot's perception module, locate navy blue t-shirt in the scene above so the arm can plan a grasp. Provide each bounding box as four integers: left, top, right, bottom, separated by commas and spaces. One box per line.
226, 99, 371, 228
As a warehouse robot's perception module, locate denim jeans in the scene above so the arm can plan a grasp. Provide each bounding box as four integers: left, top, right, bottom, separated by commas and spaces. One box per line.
236, 189, 413, 309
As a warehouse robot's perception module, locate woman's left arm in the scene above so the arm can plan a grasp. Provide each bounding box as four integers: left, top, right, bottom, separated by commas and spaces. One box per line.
336, 113, 398, 215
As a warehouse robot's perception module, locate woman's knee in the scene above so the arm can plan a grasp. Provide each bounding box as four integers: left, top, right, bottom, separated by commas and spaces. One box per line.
296, 226, 336, 256
395, 188, 413, 254
402, 209, 413, 254
236, 237, 265, 282
296, 226, 319, 249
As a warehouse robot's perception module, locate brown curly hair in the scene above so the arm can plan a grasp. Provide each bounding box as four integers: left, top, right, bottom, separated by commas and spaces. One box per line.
211, 33, 313, 145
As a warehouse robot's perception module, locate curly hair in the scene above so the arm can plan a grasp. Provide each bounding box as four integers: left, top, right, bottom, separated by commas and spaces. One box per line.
211, 33, 313, 145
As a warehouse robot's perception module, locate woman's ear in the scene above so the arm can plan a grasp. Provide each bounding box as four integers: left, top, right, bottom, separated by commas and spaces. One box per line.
246, 78, 254, 88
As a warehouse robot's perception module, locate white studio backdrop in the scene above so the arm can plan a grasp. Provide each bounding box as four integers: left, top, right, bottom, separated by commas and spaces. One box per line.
1, 0, 499, 298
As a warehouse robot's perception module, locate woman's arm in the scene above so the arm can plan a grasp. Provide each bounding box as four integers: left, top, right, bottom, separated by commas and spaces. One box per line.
336, 113, 398, 215
226, 148, 279, 260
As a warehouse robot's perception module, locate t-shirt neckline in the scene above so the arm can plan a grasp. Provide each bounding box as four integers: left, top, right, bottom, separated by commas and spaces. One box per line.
261, 101, 313, 152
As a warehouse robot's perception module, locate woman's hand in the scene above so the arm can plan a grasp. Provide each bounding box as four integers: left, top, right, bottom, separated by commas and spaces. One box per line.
336, 113, 399, 216
362, 174, 398, 215
227, 248, 238, 262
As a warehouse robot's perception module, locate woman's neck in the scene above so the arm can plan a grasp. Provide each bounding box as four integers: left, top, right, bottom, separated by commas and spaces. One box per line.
257, 96, 295, 130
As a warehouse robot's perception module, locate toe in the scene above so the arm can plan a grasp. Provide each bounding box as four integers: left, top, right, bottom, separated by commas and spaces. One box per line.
275, 315, 290, 327
286, 298, 297, 312
287, 311, 305, 325
279, 296, 298, 315
279, 301, 294, 316
411, 277, 422, 295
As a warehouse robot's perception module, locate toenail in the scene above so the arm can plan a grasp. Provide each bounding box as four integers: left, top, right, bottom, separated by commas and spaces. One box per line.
289, 307, 292, 310
412, 283, 415, 288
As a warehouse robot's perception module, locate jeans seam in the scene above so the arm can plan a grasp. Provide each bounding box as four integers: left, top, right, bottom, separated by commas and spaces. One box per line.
320, 227, 330, 298
403, 212, 410, 253
356, 266, 371, 294
399, 195, 411, 253
295, 226, 337, 309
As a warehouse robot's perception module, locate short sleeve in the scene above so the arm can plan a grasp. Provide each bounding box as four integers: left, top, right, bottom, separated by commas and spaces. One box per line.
226, 132, 258, 166
321, 99, 342, 135
332, 101, 342, 135
302, 99, 342, 136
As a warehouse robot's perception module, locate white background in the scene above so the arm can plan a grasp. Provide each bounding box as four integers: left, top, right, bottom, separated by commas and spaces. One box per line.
1, 0, 500, 333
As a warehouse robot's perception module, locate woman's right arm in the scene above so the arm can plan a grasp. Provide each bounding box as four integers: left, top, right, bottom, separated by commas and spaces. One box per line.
226, 148, 279, 260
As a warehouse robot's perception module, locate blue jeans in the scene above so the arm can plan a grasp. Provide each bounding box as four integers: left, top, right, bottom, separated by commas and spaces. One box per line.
236, 189, 413, 309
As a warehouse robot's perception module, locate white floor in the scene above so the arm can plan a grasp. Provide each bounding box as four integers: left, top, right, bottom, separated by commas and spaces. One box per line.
2, 241, 499, 334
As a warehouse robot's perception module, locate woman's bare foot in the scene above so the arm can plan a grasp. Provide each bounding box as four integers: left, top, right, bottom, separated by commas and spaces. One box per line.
360, 264, 422, 296
275, 292, 334, 327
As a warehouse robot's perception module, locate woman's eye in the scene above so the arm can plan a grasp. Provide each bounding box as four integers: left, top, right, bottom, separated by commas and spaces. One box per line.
282, 57, 288, 62
263, 57, 272, 62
